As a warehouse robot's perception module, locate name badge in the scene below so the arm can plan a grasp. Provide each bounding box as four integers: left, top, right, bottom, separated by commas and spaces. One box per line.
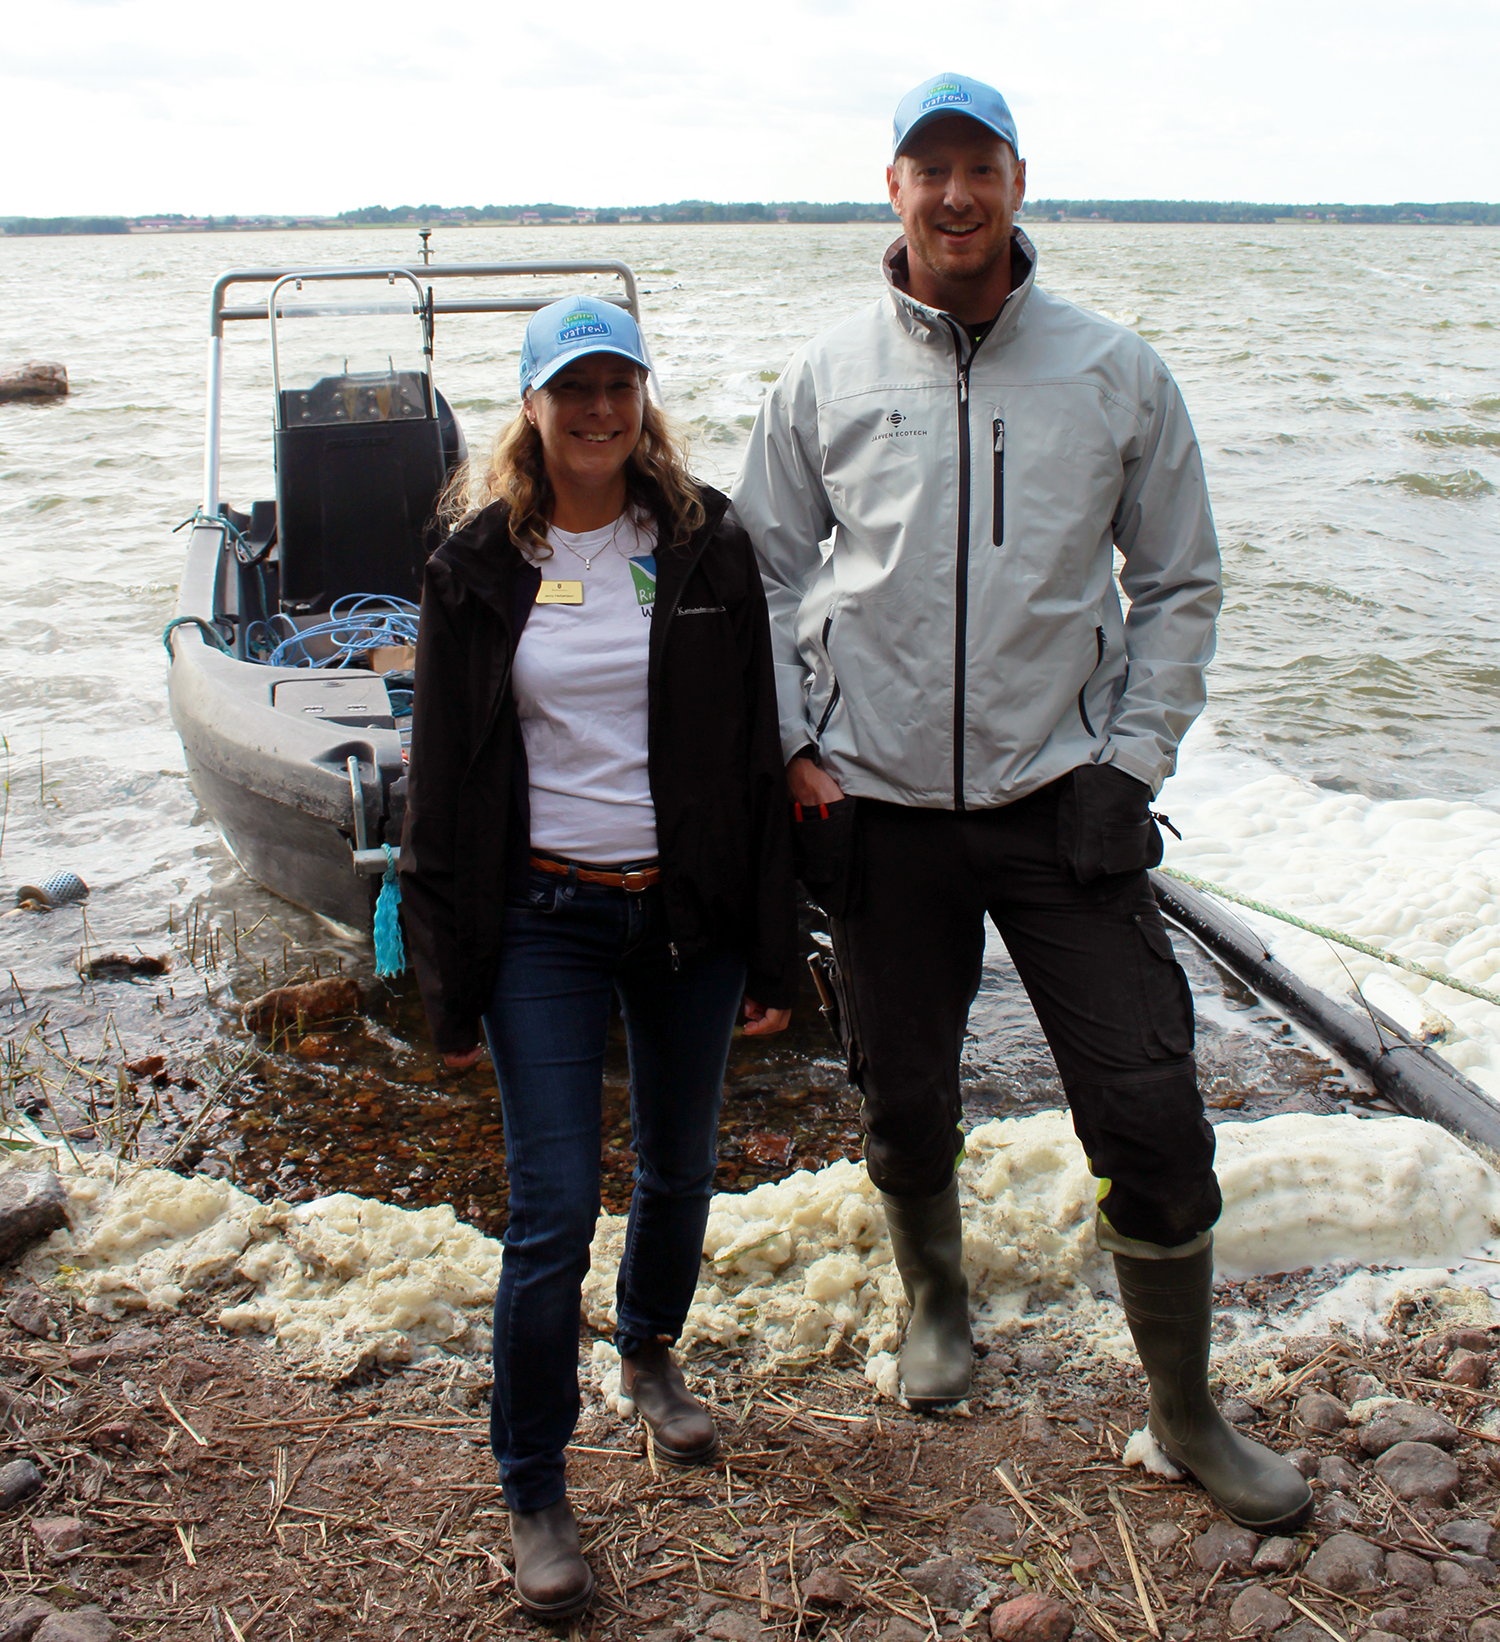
536, 580, 584, 606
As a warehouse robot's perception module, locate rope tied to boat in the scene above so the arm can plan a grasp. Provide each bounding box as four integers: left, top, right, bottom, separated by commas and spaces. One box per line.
1158, 866, 1500, 1010
162, 616, 233, 657
373, 843, 405, 979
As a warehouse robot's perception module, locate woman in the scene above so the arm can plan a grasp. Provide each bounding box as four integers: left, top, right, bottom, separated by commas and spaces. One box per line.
400, 294, 797, 1620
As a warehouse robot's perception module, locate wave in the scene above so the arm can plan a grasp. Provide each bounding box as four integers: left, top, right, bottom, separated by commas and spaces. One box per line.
1383, 469, 1495, 499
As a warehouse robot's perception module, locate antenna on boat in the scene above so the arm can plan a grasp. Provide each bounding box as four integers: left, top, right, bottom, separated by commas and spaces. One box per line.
418, 228, 432, 266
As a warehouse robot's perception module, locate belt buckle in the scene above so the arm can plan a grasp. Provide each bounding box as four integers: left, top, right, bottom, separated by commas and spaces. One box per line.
620, 869, 651, 894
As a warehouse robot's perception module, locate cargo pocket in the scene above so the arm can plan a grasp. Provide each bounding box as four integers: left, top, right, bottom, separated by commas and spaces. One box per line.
791, 794, 859, 918
1134, 908, 1195, 1059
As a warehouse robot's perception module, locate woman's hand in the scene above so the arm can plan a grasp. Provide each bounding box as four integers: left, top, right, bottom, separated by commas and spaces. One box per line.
742, 998, 791, 1036
441, 1046, 486, 1073
787, 754, 845, 808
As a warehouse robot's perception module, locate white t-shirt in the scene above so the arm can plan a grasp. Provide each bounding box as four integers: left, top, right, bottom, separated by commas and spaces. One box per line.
512, 511, 659, 862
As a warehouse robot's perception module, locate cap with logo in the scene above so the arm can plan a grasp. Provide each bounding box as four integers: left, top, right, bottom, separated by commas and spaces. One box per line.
892, 73, 1018, 161
519, 294, 651, 395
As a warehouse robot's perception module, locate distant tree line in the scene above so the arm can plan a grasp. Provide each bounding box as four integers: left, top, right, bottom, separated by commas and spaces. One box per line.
3, 217, 129, 236
338, 200, 899, 225
1027, 199, 1500, 225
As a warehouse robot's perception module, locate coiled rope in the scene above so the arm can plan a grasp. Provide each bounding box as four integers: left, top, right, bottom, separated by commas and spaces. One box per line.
1158, 866, 1500, 1010
250, 595, 421, 670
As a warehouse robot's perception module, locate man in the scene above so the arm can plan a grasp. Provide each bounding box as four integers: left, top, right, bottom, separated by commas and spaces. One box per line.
732, 72, 1310, 1531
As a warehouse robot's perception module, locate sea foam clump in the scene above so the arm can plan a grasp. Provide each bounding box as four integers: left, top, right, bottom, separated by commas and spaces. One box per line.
1160, 738, 1500, 1097
15, 1110, 1500, 1377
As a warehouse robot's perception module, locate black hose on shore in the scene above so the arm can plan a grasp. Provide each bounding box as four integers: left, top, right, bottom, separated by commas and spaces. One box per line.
1150, 870, 1500, 1156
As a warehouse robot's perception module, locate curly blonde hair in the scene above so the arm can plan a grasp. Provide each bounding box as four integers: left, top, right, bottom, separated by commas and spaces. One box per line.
439, 374, 705, 557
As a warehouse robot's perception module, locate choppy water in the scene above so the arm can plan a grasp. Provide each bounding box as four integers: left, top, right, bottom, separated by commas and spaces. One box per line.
1, 223, 1496, 1216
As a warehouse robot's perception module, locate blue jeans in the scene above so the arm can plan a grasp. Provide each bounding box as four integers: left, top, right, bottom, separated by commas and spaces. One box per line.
481, 868, 745, 1512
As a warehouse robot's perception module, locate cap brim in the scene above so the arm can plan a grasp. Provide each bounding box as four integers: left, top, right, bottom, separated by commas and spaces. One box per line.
526, 345, 651, 393
895, 108, 1014, 159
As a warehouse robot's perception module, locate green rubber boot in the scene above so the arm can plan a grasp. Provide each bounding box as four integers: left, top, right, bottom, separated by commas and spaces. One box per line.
881, 1182, 972, 1408
1103, 1219, 1312, 1532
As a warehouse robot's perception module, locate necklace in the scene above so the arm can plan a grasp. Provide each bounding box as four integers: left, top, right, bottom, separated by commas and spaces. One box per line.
557, 513, 628, 572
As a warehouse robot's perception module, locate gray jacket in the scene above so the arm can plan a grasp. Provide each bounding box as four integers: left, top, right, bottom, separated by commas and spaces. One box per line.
731, 231, 1221, 805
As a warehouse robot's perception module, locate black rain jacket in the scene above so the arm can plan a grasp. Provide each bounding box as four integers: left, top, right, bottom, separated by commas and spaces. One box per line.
398, 483, 799, 1055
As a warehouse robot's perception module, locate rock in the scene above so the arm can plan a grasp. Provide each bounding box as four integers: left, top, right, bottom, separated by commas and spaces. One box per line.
1317, 1454, 1360, 1489
0, 363, 68, 403
1145, 1523, 1180, 1554
1190, 1521, 1259, 1572
1315, 1494, 1362, 1532
988, 1594, 1074, 1642
5, 1293, 59, 1340
34, 1613, 116, 1642
242, 976, 360, 1035
701, 1615, 761, 1642
1436, 1560, 1474, 1588
1445, 1349, 1490, 1388
1340, 1371, 1385, 1403
1304, 1532, 1384, 1593
1471, 1618, 1500, 1642
1294, 1390, 1349, 1434
1219, 1397, 1256, 1424
801, 1568, 853, 1606
878, 1623, 929, 1642
1444, 1521, 1498, 1556
0, 1595, 60, 1642
30, 1518, 83, 1560
1020, 1414, 1057, 1446
1252, 1536, 1301, 1573
1013, 1342, 1059, 1374
1069, 1533, 1104, 1577
641, 1629, 686, 1642
1286, 1447, 1319, 1478
903, 1555, 984, 1610
1447, 1329, 1494, 1352
1363, 1634, 1403, 1642
1359, 1402, 1459, 1456
0, 1460, 41, 1511
1373, 1441, 1461, 1503
959, 1503, 1018, 1544
1448, 1552, 1499, 1580
0, 1174, 68, 1266
1369, 1610, 1409, 1637
87, 1423, 135, 1452
68, 1328, 155, 1373
1384, 1549, 1434, 1590
1227, 1585, 1294, 1634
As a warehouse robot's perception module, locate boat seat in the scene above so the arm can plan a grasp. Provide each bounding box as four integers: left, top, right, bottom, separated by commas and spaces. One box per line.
275, 371, 447, 613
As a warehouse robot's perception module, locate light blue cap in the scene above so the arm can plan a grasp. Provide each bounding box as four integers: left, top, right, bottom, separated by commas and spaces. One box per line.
893, 72, 1019, 161
519, 294, 650, 395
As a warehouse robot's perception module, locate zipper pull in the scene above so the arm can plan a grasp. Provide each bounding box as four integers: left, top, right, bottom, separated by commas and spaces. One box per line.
994, 420, 1005, 455
668, 941, 681, 972
959, 371, 969, 404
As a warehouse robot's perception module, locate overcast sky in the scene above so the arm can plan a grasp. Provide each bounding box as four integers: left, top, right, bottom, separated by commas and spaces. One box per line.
5, 0, 1496, 215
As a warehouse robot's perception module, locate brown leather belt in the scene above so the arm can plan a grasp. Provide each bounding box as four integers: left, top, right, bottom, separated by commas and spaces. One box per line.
530, 854, 661, 893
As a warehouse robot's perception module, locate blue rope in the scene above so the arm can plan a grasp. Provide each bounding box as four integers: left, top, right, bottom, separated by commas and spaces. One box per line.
373, 843, 405, 978
265, 594, 420, 671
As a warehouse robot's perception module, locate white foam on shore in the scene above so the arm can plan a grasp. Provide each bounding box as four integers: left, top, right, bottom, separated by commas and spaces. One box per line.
18, 1106, 1495, 1379
1158, 720, 1500, 1096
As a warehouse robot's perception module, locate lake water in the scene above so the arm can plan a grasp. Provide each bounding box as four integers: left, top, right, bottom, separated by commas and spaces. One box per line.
1, 222, 1496, 1223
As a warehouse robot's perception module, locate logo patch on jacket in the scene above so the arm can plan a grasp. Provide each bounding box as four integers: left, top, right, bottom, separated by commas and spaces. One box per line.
873, 409, 928, 443
629, 555, 657, 619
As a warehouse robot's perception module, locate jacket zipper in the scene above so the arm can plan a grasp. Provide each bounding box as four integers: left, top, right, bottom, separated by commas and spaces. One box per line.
945, 319, 973, 811
1077, 625, 1106, 738
814, 611, 841, 737
992, 418, 1005, 547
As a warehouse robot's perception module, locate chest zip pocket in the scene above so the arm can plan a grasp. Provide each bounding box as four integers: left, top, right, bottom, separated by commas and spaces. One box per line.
992, 418, 1005, 546
1078, 626, 1106, 738
815, 610, 842, 737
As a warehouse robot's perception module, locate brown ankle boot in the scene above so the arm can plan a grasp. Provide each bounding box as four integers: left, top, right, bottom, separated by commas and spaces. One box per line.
509, 1498, 593, 1618
620, 1338, 719, 1464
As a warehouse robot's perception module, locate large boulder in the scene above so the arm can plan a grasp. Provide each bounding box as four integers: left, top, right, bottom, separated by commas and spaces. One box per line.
0, 363, 67, 403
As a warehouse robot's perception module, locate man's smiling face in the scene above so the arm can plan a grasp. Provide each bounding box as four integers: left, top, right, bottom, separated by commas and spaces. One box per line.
887, 115, 1026, 310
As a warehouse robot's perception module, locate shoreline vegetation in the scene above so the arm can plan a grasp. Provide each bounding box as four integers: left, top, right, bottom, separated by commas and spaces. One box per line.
3, 198, 1499, 236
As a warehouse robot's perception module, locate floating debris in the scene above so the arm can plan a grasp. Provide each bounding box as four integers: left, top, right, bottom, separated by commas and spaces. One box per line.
83, 953, 169, 981
242, 976, 359, 1035
14, 873, 89, 911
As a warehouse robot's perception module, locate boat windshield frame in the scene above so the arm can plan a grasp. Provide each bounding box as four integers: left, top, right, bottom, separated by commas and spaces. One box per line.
201, 258, 646, 514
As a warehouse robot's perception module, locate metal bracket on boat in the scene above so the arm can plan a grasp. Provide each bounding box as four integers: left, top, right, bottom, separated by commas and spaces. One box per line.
346, 755, 389, 876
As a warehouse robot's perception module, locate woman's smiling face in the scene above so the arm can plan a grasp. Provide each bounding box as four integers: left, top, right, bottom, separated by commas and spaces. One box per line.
526, 352, 646, 496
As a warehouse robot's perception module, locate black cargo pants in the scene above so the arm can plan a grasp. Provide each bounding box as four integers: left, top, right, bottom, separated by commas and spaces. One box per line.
829, 783, 1221, 1248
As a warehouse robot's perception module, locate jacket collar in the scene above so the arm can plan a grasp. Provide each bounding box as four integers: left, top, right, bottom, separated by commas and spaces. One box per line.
432, 483, 728, 616
881, 227, 1038, 348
